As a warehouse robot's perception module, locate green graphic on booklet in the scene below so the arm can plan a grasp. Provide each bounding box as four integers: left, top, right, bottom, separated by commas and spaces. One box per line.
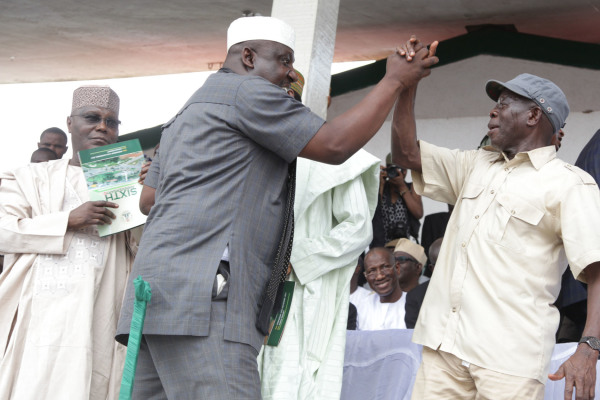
265, 281, 295, 346
79, 139, 147, 237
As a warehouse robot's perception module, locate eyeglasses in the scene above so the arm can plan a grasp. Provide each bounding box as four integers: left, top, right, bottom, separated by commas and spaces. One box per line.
363, 264, 394, 279
395, 256, 417, 264
71, 113, 121, 130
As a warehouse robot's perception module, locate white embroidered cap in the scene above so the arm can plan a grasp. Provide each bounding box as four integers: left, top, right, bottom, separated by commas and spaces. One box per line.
394, 238, 428, 267
227, 16, 295, 52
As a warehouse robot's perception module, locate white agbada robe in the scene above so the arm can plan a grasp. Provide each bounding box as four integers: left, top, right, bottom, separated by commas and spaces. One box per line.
350, 286, 371, 330
258, 150, 380, 400
349, 285, 370, 306
0, 159, 134, 400
356, 290, 407, 331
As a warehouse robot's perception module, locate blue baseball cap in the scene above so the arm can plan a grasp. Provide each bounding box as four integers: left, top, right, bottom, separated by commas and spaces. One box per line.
485, 73, 569, 134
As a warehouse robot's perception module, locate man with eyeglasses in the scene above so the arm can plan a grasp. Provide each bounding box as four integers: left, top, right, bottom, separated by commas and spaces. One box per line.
356, 247, 407, 331
393, 238, 427, 294
393, 70, 600, 399
0, 85, 134, 399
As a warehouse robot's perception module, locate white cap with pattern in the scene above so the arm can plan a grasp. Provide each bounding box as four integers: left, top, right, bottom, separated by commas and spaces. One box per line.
227, 16, 295, 52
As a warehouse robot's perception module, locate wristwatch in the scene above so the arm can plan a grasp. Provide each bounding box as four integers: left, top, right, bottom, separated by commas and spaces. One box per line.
578, 336, 600, 352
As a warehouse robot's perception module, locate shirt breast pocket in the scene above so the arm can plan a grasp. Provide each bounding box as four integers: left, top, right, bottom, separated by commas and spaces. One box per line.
453, 182, 484, 233
492, 193, 544, 252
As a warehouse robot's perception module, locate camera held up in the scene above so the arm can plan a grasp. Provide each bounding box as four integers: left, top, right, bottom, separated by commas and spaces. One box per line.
384, 165, 400, 180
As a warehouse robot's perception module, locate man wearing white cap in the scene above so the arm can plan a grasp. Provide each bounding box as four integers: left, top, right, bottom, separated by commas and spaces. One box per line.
0, 85, 134, 399
117, 16, 437, 399
393, 71, 600, 399
393, 238, 427, 293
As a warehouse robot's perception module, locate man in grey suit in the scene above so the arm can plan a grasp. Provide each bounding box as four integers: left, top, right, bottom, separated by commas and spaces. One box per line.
116, 16, 438, 399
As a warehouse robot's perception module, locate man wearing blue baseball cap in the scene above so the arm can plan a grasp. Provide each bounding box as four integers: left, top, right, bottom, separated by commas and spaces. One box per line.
392, 72, 600, 399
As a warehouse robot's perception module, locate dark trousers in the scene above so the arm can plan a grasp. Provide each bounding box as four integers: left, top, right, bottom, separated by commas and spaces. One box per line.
132, 262, 261, 399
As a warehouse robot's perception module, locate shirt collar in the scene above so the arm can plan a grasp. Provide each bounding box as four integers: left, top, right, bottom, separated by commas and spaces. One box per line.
482, 145, 557, 170
514, 146, 557, 170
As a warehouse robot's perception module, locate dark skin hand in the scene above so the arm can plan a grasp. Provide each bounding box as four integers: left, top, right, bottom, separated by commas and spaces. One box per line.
139, 185, 156, 216
379, 166, 424, 219
137, 159, 156, 215
549, 262, 600, 400
67, 201, 118, 230
138, 161, 151, 185
390, 37, 439, 173
397, 36, 439, 63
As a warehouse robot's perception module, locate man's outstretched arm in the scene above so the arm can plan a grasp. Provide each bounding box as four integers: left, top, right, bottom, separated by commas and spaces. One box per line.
299, 38, 438, 165
391, 40, 438, 174
391, 85, 421, 173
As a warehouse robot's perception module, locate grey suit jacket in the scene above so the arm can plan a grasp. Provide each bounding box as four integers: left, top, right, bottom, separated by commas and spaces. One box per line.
117, 69, 324, 351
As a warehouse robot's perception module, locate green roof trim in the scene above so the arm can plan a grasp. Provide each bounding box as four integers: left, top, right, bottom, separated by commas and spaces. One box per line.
118, 124, 162, 150
331, 27, 600, 97
120, 27, 600, 148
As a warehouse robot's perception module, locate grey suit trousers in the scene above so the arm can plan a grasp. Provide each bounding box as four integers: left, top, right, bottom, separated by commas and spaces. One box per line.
132, 265, 261, 400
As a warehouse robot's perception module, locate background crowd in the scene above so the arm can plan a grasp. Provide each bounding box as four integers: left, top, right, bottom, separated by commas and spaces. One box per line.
0, 14, 599, 400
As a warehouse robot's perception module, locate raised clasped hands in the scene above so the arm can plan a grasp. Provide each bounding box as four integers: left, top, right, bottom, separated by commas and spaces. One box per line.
387, 35, 439, 90
397, 35, 438, 62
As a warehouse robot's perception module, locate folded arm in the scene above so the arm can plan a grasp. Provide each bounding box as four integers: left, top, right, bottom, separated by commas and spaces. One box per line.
0, 177, 71, 254
291, 173, 374, 285
0, 174, 118, 254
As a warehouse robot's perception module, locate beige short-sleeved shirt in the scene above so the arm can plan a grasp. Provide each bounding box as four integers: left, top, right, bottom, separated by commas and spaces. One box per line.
412, 140, 600, 383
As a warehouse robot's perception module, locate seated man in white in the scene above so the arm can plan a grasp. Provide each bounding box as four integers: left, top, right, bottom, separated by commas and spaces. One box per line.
356, 247, 407, 330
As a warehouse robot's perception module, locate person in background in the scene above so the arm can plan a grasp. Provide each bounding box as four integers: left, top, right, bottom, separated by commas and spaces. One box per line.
0, 85, 134, 399
371, 153, 423, 247
350, 254, 370, 306
392, 66, 600, 399
405, 237, 442, 329
116, 16, 438, 399
419, 204, 452, 277
393, 238, 427, 293
555, 128, 600, 343
258, 69, 380, 400
38, 127, 68, 159
138, 142, 159, 187
551, 128, 565, 150
30, 147, 58, 163
576, 128, 600, 179
356, 247, 407, 331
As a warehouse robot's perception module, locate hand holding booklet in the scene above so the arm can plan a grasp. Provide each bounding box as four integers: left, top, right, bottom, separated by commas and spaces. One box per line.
79, 139, 147, 237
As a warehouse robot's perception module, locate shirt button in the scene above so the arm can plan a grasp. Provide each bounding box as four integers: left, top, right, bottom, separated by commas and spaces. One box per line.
504, 168, 509, 171
490, 190, 495, 194
511, 210, 516, 215
461, 242, 466, 247
452, 307, 457, 312
475, 215, 479, 219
